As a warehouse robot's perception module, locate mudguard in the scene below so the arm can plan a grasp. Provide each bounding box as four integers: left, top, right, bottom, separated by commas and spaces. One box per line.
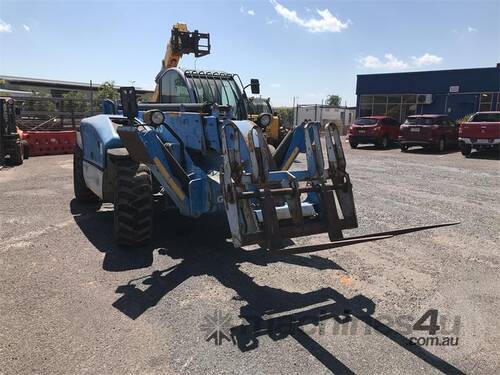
78, 114, 123, 198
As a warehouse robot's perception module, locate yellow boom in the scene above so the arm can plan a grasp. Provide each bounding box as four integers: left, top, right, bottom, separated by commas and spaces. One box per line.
152, 23, 188, 102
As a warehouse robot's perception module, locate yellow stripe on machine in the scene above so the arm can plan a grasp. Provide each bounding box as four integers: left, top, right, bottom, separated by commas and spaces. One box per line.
153, 157, 186, 201
281, 146, 299, 171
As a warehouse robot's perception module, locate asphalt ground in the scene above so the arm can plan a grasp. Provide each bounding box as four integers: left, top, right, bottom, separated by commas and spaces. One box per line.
1, 142, 499, 374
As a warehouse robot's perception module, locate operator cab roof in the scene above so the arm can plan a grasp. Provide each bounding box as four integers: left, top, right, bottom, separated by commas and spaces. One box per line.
158, 67, 247, 120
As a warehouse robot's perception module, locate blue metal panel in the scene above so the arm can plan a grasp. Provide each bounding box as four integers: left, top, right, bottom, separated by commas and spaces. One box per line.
163, 112, 206, 152
203, 116, 222, 152
447, 94, 478, 119
356, 66, 500, 120
80, 114, 122, 169
356, 67, 500, 95
188, 177, 211, 216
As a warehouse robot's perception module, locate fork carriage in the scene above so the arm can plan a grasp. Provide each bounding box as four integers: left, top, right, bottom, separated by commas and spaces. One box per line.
221, 121, 357, 249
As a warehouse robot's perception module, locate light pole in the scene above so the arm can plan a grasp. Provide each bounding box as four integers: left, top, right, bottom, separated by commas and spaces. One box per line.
292, 96, 299, 127
89, 80, 93, 115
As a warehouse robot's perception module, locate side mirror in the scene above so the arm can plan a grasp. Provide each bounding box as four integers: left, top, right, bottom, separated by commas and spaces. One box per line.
119, 87, 138, 124
250, 79, 260, 95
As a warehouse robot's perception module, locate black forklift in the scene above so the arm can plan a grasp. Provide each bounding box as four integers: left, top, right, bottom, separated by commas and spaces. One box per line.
0, 97, 24, 166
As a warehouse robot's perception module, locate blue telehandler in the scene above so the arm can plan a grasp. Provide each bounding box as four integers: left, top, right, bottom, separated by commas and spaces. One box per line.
74, 26, 457, 251
74, 83, 457, 251
75, 81, 360, 249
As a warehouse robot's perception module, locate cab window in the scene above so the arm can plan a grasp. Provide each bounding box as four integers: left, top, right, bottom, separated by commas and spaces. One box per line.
160, 70, 192, 103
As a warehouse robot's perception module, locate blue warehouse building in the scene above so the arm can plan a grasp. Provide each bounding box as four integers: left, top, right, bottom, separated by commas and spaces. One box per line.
355, 65, 500, 122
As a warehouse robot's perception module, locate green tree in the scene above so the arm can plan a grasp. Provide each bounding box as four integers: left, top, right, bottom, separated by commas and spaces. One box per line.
275, 107, 294, 128
325, 95, 342, 107
141, 92, 153, 102
96, 80, 118, 100
94, 81, 118, 113
62, 91, 88, 112
28, 92, 56, 112
0, 79, 6, 93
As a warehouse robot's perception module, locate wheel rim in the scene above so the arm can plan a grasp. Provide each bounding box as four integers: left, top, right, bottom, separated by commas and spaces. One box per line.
383, 137, 388, 148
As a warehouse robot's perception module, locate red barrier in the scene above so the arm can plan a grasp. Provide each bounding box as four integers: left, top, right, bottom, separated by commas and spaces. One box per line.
22, 131, 76, 156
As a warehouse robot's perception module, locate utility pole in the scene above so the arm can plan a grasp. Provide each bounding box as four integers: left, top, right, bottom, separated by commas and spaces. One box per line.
292, 96, 299, 127
319, 99, 324, 125
90, 80, 93, 115
343, 100, 347, 127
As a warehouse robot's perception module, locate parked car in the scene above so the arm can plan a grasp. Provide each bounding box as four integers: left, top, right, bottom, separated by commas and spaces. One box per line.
399, 115, 458, 152
348, 116, 400, 149
458, 111, 500, 156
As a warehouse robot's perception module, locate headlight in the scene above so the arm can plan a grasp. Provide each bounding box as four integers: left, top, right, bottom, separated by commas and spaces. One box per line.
256, 113, 272, 128
143, 110, 165, 126
151, 111, 165, 126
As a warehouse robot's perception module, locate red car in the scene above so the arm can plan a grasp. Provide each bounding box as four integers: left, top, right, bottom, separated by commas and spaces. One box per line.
348, 116, 400, 149
399, 115, 458, 152
458, 111, 500, 156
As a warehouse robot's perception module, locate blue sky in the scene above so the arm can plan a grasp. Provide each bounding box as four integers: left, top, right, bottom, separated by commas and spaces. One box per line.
0, 0, 498, 106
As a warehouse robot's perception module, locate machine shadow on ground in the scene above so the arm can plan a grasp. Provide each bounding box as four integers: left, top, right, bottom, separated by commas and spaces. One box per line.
403, 147, 460, 156
70, 199, 464, 374
351, 144, 462, 156
349, 144, 400, 151
465, 149, 500, 160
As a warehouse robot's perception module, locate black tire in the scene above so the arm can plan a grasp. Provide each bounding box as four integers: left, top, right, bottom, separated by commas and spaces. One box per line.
10, 141, 24, 165
349, 141, 358, 149
379, 136, 389, 149
22, 140, 30, 159
400, 145, 409, 152
113, 159, 153, 247
73, 145, 99, 202
437, 138, 446, 153
460, 144, 472, 156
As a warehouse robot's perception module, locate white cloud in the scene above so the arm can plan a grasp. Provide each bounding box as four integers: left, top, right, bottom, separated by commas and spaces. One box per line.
453, 26, 478, 36
270, 0, 348, 33
411, 53, 443, 66
266, 19, 276, 24
0, 19, 12, 33
358, 53, 443, 70
22, 24, 30, 32
240, 5, 255, 16
358, 54, 408, 70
